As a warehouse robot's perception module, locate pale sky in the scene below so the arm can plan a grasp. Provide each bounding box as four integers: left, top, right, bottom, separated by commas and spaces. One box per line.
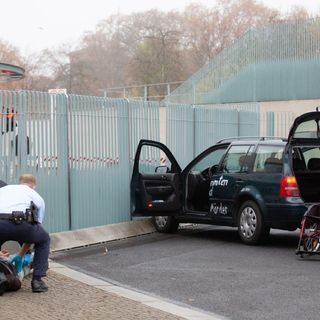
1, 0, 319, 55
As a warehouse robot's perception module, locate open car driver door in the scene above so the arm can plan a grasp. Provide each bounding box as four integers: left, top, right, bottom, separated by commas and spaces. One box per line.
131, 140, 182, 217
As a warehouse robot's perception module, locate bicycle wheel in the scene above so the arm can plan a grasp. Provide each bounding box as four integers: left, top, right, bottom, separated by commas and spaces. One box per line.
303, 220, 320, 253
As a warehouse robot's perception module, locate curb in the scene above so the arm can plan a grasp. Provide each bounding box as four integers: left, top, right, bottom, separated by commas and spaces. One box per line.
50, 219, 156, 252
2, 219, 156, 253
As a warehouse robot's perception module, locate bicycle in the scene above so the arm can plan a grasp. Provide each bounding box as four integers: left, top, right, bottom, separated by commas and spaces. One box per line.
296, 204, 320, 257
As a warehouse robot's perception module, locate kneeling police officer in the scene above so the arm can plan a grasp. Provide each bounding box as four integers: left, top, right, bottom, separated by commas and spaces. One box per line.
0, 174, 50, 293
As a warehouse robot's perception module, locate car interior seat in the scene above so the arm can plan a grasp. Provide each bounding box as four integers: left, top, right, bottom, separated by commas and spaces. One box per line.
264, 157, 282, 173
307, 158, 320, 171
292, 158, 306, 171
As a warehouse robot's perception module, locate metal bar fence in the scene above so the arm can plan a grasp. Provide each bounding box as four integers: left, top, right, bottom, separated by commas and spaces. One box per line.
0, 90, 294, 233
261, 110, 295, 138
0, 91, 160, 233
0, 91, 70, 232
165, 103, 260, 167
165, 103, 194, 169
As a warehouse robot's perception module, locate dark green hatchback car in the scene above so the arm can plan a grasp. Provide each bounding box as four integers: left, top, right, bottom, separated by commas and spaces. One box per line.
131, 111, 320, 244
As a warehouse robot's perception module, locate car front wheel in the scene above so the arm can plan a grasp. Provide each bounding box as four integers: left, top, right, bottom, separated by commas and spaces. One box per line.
237, 200, 270, 245
152, 216, 179, 233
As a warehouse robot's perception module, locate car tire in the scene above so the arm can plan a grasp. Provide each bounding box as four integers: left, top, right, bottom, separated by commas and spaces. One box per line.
152, 216, 179, 233
237, 200, 270, 245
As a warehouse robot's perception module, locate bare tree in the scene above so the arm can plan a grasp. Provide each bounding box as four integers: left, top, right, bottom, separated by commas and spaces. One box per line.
123, 10, 184, 98
3, 0, 314, 96
181, 0, 282, 75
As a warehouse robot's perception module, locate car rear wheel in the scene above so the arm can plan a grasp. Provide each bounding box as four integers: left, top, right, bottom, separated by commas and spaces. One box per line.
237, 200, 270, 245
152, 216, 179, 233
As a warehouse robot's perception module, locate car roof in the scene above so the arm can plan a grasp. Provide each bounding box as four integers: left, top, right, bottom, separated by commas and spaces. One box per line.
216, 137, 287, 146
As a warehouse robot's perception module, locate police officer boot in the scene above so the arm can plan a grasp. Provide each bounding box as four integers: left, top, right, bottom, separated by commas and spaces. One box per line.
31, 279, 48, 293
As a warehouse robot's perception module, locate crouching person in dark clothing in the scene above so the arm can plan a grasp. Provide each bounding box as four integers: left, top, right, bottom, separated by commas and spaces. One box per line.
0, 174, 50, 293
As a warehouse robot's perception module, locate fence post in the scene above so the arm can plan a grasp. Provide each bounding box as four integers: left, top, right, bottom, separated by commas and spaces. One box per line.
18, 91, 27, 174
192, 105, 196, 159
117, 99, 131, 220
266, 111, 275, 137
56, 93, 72, 230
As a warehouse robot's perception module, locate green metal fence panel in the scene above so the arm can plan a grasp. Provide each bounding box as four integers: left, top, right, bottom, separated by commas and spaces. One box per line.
238, 110, 259, 137
0, 90, 18, 181
128, 100, 160, 171
0, 92, 161, 233
129, 100, 160, 177
67, 97, 159, 230
0, 91, 70, 233
44, 93, 70, 232
266, 112, 275, 137
165, 103, 195, 169
194, 106, 238, 155
68, 96, 130, 229
166, 103, 261, 166
166, 19, 320, 104
201, 103, 260, 112
273, 111, 295, 138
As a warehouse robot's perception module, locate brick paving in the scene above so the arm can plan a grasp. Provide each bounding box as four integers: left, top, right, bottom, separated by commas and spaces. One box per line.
0, 271, 185, 320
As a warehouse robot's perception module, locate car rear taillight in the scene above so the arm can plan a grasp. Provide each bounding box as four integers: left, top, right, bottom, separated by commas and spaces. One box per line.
279, 176, 300, 197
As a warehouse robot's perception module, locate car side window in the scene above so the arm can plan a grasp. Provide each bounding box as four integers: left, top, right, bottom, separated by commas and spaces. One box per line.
253, 145, 284, 173
221, 145, 251, 173
138, 145, 172, 173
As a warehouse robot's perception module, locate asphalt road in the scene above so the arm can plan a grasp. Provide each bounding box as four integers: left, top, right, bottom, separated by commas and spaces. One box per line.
51, 225, 320, 320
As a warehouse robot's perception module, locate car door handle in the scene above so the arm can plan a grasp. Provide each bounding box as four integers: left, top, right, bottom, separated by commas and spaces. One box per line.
236, 179, 244, 184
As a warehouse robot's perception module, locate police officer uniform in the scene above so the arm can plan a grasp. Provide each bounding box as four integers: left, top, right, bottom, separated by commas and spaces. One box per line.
0, 178, 50, 292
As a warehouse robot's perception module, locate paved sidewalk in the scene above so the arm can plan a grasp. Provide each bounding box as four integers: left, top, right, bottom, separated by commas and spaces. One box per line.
1, 223, 224, 320
1, 270, 185, 320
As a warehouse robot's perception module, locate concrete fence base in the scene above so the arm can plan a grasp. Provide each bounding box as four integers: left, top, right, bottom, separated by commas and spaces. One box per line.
1, 219, 156, 253
50, 219, 155, 252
